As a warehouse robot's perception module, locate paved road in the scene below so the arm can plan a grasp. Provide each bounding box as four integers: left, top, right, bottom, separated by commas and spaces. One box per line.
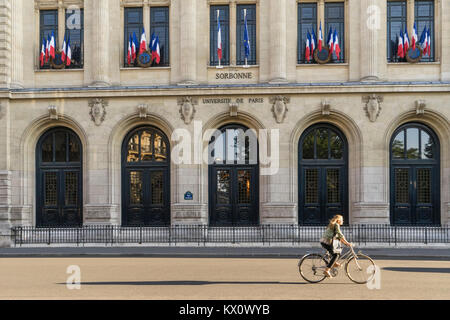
0, 257, 448, 300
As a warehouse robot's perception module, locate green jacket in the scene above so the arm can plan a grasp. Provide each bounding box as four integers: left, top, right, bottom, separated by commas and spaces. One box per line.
321, 223, 345, 244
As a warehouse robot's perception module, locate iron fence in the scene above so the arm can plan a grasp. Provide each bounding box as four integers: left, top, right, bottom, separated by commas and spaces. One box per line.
10, 224, 450, 246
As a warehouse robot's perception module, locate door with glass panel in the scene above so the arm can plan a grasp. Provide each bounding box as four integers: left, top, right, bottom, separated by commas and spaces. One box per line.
209, 125, 259, 226
122, 127, 170, 226
36, 128, 82, 227
298, 124, 348, 225
390, 123, 440, 225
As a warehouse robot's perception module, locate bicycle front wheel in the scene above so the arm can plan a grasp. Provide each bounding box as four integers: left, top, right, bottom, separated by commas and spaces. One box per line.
298, 253, 328, 283
346, 254, 376, 284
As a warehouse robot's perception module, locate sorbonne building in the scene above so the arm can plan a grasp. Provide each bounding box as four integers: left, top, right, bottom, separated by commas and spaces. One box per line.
0, 0, 449, 246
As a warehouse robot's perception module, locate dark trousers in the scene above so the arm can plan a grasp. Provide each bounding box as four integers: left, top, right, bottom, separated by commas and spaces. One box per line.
321, 242, 340, 268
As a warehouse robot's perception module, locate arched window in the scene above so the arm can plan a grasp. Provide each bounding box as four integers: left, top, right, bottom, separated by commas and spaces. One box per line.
36, 127, 82, 227
208, 124, 259, 226
390, 123, 440, 225
122, 126, 170, 226
298, 124, 348, 225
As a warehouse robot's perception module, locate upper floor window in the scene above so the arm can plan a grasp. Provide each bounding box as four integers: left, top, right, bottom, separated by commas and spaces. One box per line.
325, 2, 345, 63
236, 4, 256, 66
415, 0, 434, 62
39, 10, 58, 70
298, 3, 317, 64
150, 7, 170, 67
124, 7, 144, 67
387, 1, 407, 62
65, 8, 84, 69
210, 5, 230, 66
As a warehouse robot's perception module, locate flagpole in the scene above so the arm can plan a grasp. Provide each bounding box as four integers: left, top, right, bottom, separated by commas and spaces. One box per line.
244, 9, 249, 68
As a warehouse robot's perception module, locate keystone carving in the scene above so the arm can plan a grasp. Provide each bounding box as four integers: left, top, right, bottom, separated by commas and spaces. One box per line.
229, 103, 239, 117
270, 96, 290, 124
178, 97, 198, 125
48, 105, 58, 120
415, 100, 426, 115
363, 94, 383, 123
89, 98, 107, 126
138, 104, 149, 119
321, 100, 331, 116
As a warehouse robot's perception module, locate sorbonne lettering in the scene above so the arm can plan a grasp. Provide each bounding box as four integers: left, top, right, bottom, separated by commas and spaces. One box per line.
216, 72, 253, 80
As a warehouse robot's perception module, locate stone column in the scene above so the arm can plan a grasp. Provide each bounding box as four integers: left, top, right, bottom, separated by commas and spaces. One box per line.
10, 0, 23, 88
230, 1, 237, 66
269, 0, 287, 83
0, 0, 11, 87
143, 0, 150, 42
90, 0, 110, 87
0, 100, 11, 247
177, 0, 197, 85
441, 0, 450, 81
360, 0, 381, 81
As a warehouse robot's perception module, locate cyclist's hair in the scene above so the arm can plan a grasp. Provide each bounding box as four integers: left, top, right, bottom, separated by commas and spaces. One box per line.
328, 215, 343, 229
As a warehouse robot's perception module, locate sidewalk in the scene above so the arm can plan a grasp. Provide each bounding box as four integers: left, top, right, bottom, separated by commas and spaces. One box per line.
1, 246, 450, 260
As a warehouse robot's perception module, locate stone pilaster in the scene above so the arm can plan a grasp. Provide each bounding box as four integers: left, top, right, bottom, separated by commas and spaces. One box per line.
360, 0, 381, 81
441, 0, 450, 81
177, 0, 197, 85
0, 0, 11, 88
90, 0, 110, 87
10, 0, 23, 88
269, 0, 287, 83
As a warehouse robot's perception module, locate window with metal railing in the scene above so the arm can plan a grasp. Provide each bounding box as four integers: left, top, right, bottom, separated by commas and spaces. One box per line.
297, 3, 318, 64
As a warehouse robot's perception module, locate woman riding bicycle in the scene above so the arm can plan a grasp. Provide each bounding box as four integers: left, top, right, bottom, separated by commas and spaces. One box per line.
320, 215, 353, 278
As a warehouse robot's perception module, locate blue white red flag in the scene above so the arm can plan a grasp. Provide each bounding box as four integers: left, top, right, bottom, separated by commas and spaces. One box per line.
61, 36, 67, 62
327, 27, 334, 54
139, 28, 147, 54
305, 31, 311, 62
397, 33, 404, 58
403, 27, 410, 53
419, 27, 428, 55
45, 35, 50, 63
132, 32, 138, 61
426, 28, 431, 56
318, 22, 323, 52
217, 10, 222, 62
127, 34, 132, 65
311, 28, 316, 53
49, 31, 56, 59
151, 36, 161, 64
66, 37, 72, 66
411, 22, 418, 48
40, 39, 46, 67
243, 9, 250, 61
333, 29, 341, 60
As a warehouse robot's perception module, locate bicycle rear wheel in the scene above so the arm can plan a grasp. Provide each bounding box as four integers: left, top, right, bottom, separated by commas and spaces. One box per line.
298, 253, 328, 283
345, 254, 376, 284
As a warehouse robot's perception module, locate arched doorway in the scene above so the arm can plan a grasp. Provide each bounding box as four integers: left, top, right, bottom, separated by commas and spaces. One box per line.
121, 126, 171, 226
208, 124, 259, 226
390, 123, 440, 225
298, 124, 348, 225
36, 127, 83, 227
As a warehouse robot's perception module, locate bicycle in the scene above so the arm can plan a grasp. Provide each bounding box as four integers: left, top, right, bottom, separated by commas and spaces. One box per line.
298, 245, 377, 284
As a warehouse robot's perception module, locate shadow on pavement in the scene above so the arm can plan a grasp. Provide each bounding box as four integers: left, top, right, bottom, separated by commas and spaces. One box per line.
382, 267, 450, 274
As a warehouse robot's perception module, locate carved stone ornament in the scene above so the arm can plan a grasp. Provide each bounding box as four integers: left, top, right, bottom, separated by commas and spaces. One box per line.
48, 105, 58, 120
416, 100, 426, 115
363, 94, 383, 123
321, 99, 331, 116
178, 97, 198, 124
89, 98, 107, 126
229, 103, 239, 117
138, 104, 149, 119
270, 96, 290, 124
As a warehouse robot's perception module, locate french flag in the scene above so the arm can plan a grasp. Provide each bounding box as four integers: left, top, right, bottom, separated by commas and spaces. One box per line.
310, 28, 316, 53
426, 28, 431, 56
327, 27, 334, 54
403, 27, 410, 53
127, 34, 132, 65
45, 35, 50, 63
40, 39, 46, 67
305, 31, 311, 62
139, 28, 147, 54
61, 36, 67, 62
132, 32, 138, 61
397, 32, 404, 58
420, 27, 428, 55
66, 37, 72, 66
411, 22, 418, 49
217, 10, 222, 62
151, 35, 161, 64
318, 23, 323, 52
333, 29, 341, 60
49, 31, 56, 59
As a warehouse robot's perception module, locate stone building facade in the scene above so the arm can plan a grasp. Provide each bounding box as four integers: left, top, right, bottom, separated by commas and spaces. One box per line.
0, 0, 449, 246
